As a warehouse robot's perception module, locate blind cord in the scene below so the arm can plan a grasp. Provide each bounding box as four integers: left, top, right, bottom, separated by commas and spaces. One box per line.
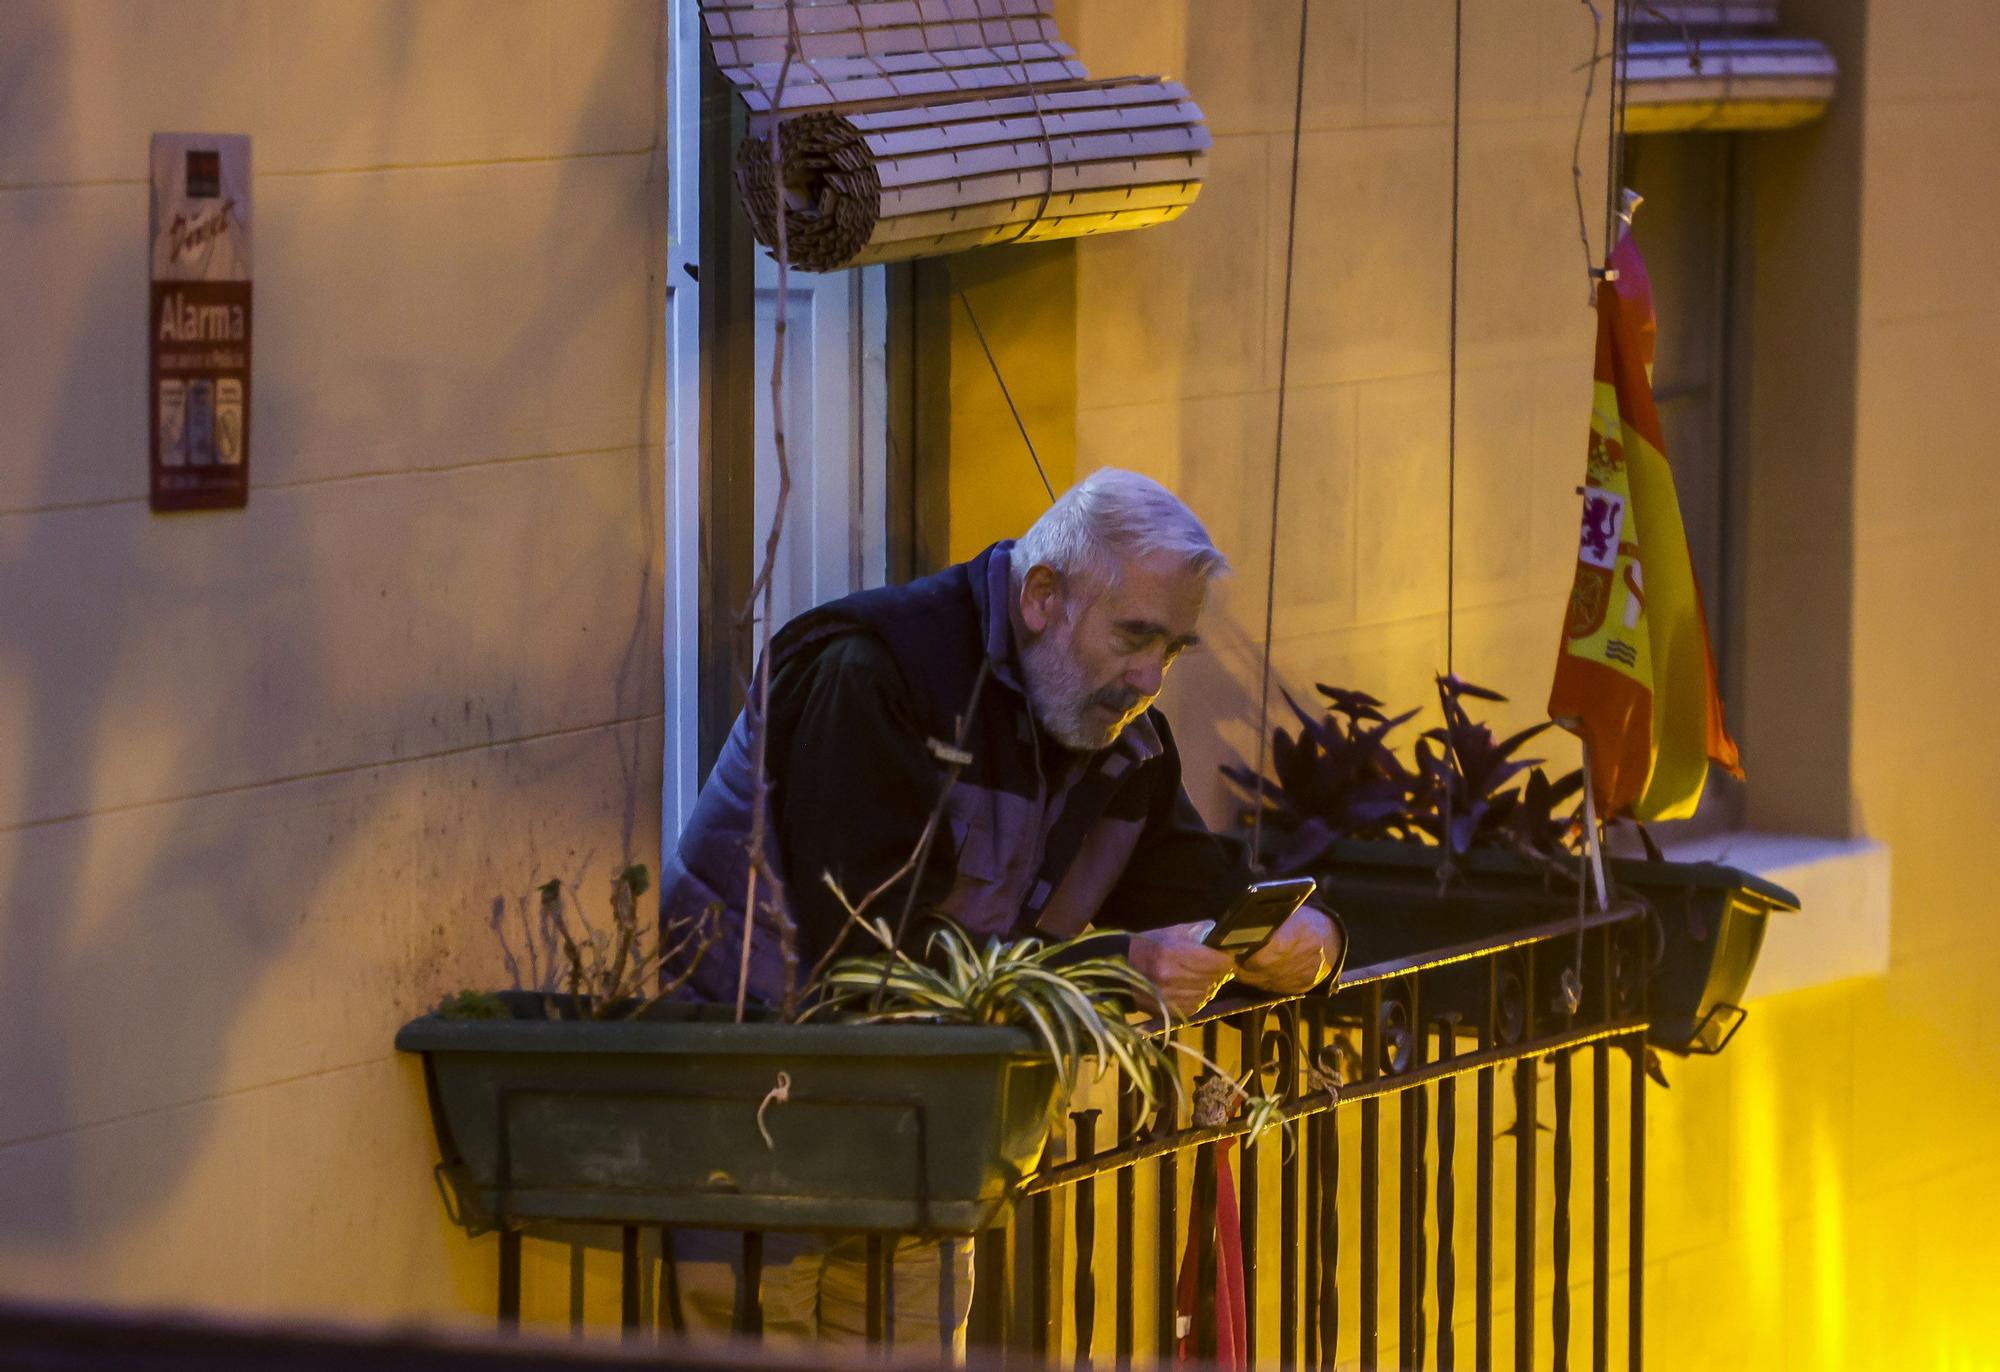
1248, 0, 1314, 873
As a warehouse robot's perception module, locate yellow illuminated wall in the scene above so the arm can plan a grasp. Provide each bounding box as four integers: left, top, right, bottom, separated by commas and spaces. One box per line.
943, 241, 1080, 563
929, 0, 2000, 1364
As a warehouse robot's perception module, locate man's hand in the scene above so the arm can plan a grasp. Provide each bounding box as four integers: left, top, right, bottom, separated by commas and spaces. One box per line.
1127, 922, 1239, 1017
1236, 906, 1341, 996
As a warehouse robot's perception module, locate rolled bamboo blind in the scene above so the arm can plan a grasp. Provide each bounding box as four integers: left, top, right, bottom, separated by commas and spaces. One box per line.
699, 0, 1211, 271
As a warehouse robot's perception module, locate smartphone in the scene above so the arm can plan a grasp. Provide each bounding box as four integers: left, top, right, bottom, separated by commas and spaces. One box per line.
1202, 877, 1317, 956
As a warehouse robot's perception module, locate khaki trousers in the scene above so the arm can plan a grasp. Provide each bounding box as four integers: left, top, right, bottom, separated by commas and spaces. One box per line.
674, 1231, 975, 1355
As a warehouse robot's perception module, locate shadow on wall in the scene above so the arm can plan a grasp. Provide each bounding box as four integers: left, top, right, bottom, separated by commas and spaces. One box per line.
1166, 611, 1270, 837
0, 2, 665, 1305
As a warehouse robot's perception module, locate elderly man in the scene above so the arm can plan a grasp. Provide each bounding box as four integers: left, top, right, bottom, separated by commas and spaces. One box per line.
659, 468, 1344, 1347
665, 466, 1343, 1018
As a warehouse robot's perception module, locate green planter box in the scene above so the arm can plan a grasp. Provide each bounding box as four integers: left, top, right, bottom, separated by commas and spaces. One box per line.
1312, 839, 1798, 1055
397, 997, 1062, 1236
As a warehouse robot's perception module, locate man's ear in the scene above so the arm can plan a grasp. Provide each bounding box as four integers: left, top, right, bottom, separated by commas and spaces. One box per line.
1018, 563, 1065, 635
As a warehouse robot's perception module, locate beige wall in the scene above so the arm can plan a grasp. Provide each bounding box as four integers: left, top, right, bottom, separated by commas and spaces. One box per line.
0, 0, 666, 1329
1041, 0, 2000, 1365
1066, 0, 1605, 844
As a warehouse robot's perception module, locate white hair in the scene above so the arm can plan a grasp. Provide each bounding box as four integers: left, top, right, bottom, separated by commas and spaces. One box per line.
1011, 468, 1228, 598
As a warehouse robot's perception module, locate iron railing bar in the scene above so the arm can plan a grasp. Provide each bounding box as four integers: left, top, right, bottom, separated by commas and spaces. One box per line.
658, 1226, 685, 1335
1630, 1033, 1646, 1372
974, 1225, 1006, 1350
1196, 1020, 1220, 1363
938, 1241, 956, 1359
1360, 983, 1381, 1371
1303, 1004, 1320, 1370
1513, 1058, 1538, 1372
620, 1226, 640, 1335
1322, 1105, 1339, 1369
498, 1230, 521, 1331
1116, 1088, 1136, 1368
1030, 1189, 1051, 1361
1072, 1109, 1100, 1367
1397, 976, 1425, 1369
883, 1237, 897, 1353
1155, 1049, 1180, 1362
1435, 1020, 1458, 1372
1593, 1042, 1610, 1372
1337, 905, 1644, 989
1281, 1003, 1302, 1371
1412, 985, 1430, 1372
1145, 986, 1314, 1033
1241, 1011, 1263, 1369
1474, 1072, 1493, 1369
735, 1231, 763, 1338
1476, 957, 1496, 1371
1021, 1017, 1646, 1193
1193, 1139, 1219, 1362
1554, 1050, 1574, 1371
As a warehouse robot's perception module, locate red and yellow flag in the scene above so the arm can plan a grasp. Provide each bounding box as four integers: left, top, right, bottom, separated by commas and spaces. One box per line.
1549, 224, 1742, 820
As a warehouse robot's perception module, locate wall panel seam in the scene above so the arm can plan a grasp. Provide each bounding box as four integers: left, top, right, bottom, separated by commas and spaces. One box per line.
0, 443, 662, 520
1, 712, 667, 839
0, 1054, 407, 1155
0, 147, 656, 197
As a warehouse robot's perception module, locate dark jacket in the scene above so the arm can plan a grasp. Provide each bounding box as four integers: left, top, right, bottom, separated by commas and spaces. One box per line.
661, 541, 1251, 1005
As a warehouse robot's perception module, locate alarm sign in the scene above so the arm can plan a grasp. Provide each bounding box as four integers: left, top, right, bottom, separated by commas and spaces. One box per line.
150, 133, 251, 511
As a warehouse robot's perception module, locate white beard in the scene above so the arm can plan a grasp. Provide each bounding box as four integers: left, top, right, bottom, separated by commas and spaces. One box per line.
1018, 611, 1148, 752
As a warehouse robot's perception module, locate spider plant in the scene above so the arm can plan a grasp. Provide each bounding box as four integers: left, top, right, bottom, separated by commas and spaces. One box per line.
811, 916, 1289, 1141
810, 916, 1181, 1122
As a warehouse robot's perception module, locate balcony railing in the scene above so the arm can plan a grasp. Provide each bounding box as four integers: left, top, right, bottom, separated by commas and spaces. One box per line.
480, 897, 1654, 1370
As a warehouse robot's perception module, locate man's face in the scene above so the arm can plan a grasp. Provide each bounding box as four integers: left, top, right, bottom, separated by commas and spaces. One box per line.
1017, 551, 1208, 751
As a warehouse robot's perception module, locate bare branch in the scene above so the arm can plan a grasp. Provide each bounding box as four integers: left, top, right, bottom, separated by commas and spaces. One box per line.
733, 2, 806, 1023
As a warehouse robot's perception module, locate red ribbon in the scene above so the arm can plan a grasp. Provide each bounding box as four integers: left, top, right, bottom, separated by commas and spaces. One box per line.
1175, 1139, 1248, 1366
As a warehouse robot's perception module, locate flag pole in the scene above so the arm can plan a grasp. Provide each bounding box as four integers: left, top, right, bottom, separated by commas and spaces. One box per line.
1579, 737, 1610, 912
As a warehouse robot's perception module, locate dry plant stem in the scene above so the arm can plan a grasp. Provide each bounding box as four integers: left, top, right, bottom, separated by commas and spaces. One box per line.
623, 912, 723, 1020
735, 12, 802, 1024
537, 877, 717, 1019
542, 884, 586, 1003
604, 879, 635, 1003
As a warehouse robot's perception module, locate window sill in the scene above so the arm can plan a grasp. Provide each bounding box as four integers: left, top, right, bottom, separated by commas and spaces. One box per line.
1659, 831, 1891, 999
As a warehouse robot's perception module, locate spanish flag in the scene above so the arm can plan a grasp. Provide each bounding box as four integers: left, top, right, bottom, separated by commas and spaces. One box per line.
1549, 218, 1742, 820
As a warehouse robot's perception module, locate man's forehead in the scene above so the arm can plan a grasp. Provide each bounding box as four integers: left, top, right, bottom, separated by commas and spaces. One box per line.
1099, 553, 1208, 627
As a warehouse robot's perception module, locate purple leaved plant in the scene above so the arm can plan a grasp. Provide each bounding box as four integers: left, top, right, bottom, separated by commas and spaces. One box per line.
1222, 684, 1422, 874
1225, 675, 1584, 875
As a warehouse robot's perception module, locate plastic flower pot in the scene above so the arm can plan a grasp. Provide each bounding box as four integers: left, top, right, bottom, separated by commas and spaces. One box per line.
1310, 839, 1797, 1055
397, 995, 1063, 1236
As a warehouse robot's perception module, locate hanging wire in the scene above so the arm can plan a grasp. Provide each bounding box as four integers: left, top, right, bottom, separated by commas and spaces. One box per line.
929, 0, 1055, 505
1570, 1, 1608, 299
1247, 0, 1314, 873
956, 284, 1056, 503
1436, 0, 1466, 877
1445, 0, 1464, 686
1614, 1, 1633, 191
1603, 0, 1624, 260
